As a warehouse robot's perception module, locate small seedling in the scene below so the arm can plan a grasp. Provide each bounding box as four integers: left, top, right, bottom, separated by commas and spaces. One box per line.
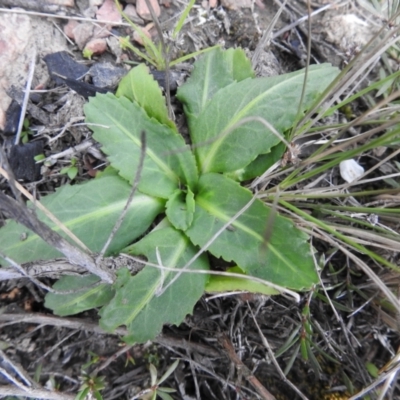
131, 360, 178, 400
60, 157, 79, 180
116, 0, 217, 70
82, 48, 94, 60
20, 118, 31, 144
76, 374, 106, 400
76, 352, 105, 400
34, 153, 46, 162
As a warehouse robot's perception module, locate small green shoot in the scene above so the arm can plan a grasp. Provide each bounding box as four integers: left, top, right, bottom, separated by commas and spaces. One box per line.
131, 360, 178, 400
75, 352, 105, 400
34, 153, 45, 162
82, 48, 94, 60
115, 0, 218, 70
76, 374, 105, 400
20, 118, 31, 144
365, 362, 380, 378
60, 158, 79, 180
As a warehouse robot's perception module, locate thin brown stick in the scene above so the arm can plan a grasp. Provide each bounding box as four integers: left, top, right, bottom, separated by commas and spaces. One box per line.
248, 305, 309, 400
0, 313, 220, 357
0, 164, 90, 252
0, 250, 55, 293
0, 191, 114, 283
219, 333, 276, 400
92, 344, 134, 375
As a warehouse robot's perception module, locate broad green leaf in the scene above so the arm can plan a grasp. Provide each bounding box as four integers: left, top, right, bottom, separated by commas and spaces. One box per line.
176, 47, 254, 132
165, 188, 195, 231
205, 266, 279, 295
116, 64, 177, 131
189, 63, 339, 174
226, 142, 286, 182
45, 275, 114, 316
85, 94, 198, 198
186, 173, 317, 290
100, 228, 209, 343
0, 174, 163, 265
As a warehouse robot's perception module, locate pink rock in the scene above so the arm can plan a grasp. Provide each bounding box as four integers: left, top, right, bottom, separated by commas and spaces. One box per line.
93, 24, 112, 39
96, 0, 122, 24
124, 4, 144, 24
132, 23, 153, 46
72, 23, 95, 49
84, 38, 108, 56
63, 19, 79, 40
136, 0, 160, 21
209, 0, 218, 7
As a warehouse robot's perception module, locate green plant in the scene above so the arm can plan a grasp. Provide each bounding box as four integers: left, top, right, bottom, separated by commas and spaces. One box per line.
131, 360, 178, 400
20, 118, 31, 144
76, 374, 106, 400
116, 0, 217, 70
60, 157, 79, 180
75, 352, 105, 400
82, 47, 94, 60
0, 48, 339, 344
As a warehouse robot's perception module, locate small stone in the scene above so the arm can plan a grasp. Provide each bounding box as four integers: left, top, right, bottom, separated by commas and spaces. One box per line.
340, 159, 364, 183
84, 38, 108, 56
106, 36, 123, 60
89, 0, 104, 5
323, 14, 377, 52
136, 0, 161, 21
63, 19, 79, 40
73, 23, 95, 49
96, 0, 122, 24
124, 4, 144, 24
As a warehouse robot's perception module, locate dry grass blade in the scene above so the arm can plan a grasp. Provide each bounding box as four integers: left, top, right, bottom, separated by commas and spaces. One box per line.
96, 130, 147, 263
0, 165, 90, 252
316, 226, 400, 313
0, 191, 114, 283
248, 304, 309, 400
218, 333, 277, 400
15, 49, 36, 145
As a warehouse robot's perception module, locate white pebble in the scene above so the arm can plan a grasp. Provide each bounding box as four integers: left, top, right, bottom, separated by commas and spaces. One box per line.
340, 159, 364, 183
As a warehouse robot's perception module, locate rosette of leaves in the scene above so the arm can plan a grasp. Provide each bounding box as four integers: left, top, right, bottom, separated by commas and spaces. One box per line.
0, 48, 339, 344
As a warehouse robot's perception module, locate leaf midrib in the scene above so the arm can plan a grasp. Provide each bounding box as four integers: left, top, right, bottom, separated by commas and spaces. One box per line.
7, 195, 157, 252
195, 196, 307, 275
200, 72, 311, 173
105, 113, 179, 184
124, 238, 187, 327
